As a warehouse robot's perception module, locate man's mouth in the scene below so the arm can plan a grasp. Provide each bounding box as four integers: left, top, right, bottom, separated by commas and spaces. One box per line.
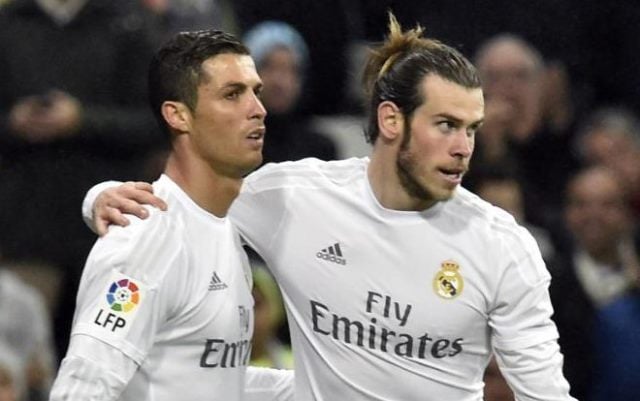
247, 126, 265, 140
438, 167, 466, 184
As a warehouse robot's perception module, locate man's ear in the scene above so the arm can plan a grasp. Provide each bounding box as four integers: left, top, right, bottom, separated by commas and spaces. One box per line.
377, 100, 404, 141
161, 101, 191, 134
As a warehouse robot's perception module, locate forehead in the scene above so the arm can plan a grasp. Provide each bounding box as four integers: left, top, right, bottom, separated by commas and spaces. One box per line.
200, 53, 261, 87
418, 75, 484, 122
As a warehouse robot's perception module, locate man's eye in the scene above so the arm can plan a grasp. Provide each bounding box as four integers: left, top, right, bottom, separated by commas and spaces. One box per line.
225, 91, 240, 100
437, 121, 455, 132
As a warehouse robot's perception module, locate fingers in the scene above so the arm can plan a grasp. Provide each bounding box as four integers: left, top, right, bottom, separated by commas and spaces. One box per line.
93, 181, 167, 234
95, 207, 130, 236
121, 181, 168, 211
117, 198, 152, 220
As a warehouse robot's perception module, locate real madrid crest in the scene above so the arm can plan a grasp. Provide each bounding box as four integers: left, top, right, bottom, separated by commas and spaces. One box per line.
433, 260, 464, 299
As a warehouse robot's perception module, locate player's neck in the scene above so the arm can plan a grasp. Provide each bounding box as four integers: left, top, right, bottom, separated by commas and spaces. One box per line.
368, 150, 437, 212
164, 152, 242, 218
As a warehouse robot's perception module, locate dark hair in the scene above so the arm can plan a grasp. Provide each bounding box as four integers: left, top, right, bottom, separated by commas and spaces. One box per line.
362, 14, 481, 144
148, 30, 250, 136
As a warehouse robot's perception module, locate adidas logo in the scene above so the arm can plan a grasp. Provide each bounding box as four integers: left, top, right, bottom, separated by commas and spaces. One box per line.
316, 243, 347, 265
208, 271, 228, 291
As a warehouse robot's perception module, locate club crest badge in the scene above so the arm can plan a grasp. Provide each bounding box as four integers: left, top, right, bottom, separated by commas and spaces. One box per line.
433, 260, 464, 299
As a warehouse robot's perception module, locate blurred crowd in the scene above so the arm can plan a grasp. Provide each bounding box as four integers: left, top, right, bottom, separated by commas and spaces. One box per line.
1, 1, 639, 400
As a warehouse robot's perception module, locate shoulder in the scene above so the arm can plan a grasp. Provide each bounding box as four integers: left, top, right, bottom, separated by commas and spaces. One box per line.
447, 187, 543, 260
89, 202, 186, 284
447, 187, 520, 230
243, 157, 367, 193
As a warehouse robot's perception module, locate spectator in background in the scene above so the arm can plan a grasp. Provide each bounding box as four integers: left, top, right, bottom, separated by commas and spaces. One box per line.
472, 168, 555, 262
243, 21, 337, 164
0, 0, 165, 358
234, 0, 364, 115
550, 166, 640, 401
470, 34, 579, 231
139, 0, 239, 46
574, 107, 640, 218
0, 267, 55, 401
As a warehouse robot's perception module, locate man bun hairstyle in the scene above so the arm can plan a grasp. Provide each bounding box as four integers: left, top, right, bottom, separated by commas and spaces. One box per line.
362, 13, 481, 144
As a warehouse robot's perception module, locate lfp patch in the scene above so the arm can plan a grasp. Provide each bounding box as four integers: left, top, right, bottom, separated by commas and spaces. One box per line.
91, 270, 147, 337
107, 278, 141, 312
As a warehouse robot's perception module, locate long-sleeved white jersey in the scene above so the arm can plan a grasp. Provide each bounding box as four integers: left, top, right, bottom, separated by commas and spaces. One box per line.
230, 157, 575, 401
84, 158, 575, 400
56, 174, 292, 401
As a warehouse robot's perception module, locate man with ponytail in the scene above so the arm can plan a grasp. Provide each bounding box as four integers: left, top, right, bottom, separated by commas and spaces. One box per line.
82, 15, 576, 401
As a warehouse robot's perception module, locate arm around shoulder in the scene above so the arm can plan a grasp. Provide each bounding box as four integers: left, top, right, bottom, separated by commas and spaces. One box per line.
82, 180, 124, 234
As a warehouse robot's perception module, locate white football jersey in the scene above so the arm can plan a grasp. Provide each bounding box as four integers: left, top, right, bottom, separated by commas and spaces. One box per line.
55, 175, 254, 401
231, 157, 575, 401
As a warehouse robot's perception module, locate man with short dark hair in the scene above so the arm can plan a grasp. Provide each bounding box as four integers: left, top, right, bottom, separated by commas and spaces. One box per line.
50, 29, 292, 401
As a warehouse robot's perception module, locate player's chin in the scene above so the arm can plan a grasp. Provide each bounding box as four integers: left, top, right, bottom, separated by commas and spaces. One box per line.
240, 152, 263, 174
434, 186, 457, 202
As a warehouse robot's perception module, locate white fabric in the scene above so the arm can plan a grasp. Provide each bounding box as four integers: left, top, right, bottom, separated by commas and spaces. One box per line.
230, 157, 574, 401
244, 367, 294, 401
56, 174, 256, 401
49, 336, 134, 401
83, 159, 575, 400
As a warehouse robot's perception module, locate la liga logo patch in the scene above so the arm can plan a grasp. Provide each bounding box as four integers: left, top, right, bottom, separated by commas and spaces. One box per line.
107, 278, 141, 313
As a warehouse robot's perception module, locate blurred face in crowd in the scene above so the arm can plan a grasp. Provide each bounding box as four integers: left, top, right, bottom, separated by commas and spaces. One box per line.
580, 127, 640, 190
565, 167, 631, 260
257, 46, 302, 115
476, 38, 544, 140
395, 74, 484, 209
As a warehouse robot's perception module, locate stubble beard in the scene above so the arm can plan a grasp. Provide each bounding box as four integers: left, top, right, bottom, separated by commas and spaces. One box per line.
395, 126, 456, 208
396, 124, 435, 204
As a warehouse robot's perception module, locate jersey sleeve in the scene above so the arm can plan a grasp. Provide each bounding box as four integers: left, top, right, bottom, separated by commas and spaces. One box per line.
82, 180, 124, 234
70, 210, 186, 364
494, 341, 576, 400
231, 165, 289, 256
244, 366, 294, 401
489, 226, 558, 350
489, 227, 575, 399
49, 335, 138, 401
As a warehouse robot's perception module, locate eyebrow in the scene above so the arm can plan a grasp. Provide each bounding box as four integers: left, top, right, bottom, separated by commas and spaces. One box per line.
219, 81, 263, 92
435, 112, 484, 126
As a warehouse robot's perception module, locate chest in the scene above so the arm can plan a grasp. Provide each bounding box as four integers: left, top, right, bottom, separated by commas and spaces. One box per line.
270, 196, 496, 345
165, 229, 254, 342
